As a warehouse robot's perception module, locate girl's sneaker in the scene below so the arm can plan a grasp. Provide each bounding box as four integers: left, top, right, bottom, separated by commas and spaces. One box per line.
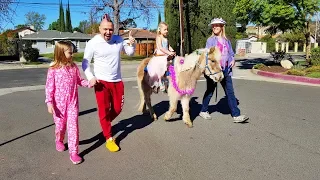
70, 153, 83, 165
55, 141, 65, 152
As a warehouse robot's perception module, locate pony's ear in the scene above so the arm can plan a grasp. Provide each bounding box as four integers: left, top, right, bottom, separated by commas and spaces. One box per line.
209, 46, 221, 61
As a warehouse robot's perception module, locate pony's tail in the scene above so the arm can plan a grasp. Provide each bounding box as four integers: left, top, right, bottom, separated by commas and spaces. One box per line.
136, 76, 145, 112
136, 58, 149, 112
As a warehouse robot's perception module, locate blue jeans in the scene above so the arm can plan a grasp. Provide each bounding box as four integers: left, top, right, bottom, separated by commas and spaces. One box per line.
200, 72, 240, 117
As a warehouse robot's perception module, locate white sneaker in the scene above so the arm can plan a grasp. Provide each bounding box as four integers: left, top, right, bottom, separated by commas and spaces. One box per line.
199, 111, 212, 120
233, 115, 249, 123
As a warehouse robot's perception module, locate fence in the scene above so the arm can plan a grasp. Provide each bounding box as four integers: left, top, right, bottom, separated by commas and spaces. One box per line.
122, 42, 156, 56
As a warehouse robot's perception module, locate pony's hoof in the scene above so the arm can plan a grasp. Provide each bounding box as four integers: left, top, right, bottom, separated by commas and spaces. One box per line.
184, 121, 193, 128
153, 114, 158, 121
163, 115, 170, 121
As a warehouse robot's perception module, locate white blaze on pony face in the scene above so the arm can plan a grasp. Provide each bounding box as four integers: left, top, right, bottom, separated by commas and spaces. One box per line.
205, 47, 224, 82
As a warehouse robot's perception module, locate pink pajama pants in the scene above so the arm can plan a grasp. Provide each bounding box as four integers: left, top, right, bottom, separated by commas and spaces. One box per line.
53, 104, 79, 155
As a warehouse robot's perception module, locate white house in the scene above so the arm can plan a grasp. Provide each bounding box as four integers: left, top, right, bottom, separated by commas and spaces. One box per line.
22, 30, 93, 54
18, 26, 36, 37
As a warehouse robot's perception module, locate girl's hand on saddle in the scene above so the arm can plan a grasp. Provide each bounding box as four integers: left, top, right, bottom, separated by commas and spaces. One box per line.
169, 51, 176, 56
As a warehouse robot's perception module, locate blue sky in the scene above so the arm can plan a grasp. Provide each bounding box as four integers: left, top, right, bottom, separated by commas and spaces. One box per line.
5, 0, 165, 31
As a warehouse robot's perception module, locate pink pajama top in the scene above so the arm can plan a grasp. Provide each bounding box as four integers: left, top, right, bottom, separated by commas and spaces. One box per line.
45, 64, 90, 113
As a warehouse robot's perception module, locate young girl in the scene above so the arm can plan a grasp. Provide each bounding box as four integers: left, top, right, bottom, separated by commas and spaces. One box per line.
199, 18, 249, 123
147, 22, 175, 92
45, 41, 91, 165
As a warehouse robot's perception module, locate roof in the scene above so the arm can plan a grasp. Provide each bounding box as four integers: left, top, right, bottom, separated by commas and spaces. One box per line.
22, 30, 93, 40
120, 28, 157, 39
3, 27, 36, 37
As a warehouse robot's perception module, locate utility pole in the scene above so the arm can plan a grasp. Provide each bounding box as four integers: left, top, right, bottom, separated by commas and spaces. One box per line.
315, 12, 318, 45
90, 10, 94, 34
179, 0, 184, 56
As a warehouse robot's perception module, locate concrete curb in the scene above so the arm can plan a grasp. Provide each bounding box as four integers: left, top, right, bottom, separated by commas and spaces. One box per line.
251, 68, 320, 85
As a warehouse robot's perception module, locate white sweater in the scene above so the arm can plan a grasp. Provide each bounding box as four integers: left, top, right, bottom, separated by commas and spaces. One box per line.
82, 34, 135, 82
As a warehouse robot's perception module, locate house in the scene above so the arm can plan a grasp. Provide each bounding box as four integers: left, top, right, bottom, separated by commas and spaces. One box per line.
22, 30, 93, 54
120, 28, 157, 43
246, 26, 282, 39
17, 26, 37, 38
120, 28, 157, 56
2, 26, 36, 40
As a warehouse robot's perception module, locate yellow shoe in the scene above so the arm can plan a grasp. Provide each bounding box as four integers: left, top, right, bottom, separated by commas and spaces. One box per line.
106, 138, 119, 152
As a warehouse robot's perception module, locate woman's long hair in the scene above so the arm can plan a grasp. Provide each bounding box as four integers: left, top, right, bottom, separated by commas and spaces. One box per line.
51, 41, 74, 68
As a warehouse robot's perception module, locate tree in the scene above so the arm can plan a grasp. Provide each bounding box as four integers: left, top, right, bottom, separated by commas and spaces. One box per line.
25, 11, 46, 31
78, 20, 91, 33
72, 27, 82, 33
15, 24, 28, 29
86, 0, 158, 35
58, 0, 65, 32
85, 23, 99, 34
65, 0, 73, 32
165, 0, 237, 54
48, 21, 59, 30
158, 10, 161, 25
234, 0, 320, 63
279, 31, 305, 44
120, 18, 137, 29
164, 0, 180, 53
0, 0, 14, 31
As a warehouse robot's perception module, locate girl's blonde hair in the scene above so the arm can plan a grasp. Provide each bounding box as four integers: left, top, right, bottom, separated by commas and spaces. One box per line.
51, 41, 74, 68
211, 25, 227, 39
157, 22, 168, 36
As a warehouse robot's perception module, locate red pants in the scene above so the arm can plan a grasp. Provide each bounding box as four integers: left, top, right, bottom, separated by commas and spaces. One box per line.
94, 80, 124, 139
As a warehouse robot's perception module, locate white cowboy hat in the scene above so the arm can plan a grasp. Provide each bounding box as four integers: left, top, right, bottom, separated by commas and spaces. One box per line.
208, 18, 226, 26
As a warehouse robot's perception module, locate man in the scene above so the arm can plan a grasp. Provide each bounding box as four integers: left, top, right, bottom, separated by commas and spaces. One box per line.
82, 14, 135, 152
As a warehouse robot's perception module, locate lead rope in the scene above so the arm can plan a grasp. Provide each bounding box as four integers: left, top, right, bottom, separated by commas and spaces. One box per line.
215, 83, 218, 102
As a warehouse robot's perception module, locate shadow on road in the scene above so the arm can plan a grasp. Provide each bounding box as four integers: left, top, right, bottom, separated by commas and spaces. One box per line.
79, 108, 97, 116
79, 100, 171, 157
237, 58, 272, 69
0, 108, 97, 147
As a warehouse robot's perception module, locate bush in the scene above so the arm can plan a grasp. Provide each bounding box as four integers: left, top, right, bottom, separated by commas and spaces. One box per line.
310, 47, 320, 66
284, 69, 306, 76
258, 35, 276, 53
253, 63, 266, 69
23, 48, 39, 62
305, 66, 320, 73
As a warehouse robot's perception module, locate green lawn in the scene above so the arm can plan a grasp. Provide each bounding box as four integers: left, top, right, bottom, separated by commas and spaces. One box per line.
22, 62, 43, 65
306, 72, 320, 78
40, 52, 146, 62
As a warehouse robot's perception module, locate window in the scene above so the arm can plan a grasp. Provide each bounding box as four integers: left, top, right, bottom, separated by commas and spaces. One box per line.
31, 40, 37, 46
46, 41, 54, 48
79, 41, 87, 49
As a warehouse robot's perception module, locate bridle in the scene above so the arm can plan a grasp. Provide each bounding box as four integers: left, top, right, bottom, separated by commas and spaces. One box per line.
196, 51, 222, 76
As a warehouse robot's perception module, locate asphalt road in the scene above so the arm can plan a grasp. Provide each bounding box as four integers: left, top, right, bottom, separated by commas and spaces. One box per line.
1, 79, 320, 180
0, 63, 139, 89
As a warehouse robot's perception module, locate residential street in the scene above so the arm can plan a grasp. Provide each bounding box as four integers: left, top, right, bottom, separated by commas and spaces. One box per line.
1, 60, 320, 180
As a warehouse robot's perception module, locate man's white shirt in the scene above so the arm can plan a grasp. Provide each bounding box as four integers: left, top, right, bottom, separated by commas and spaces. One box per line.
82, 34, 135, 82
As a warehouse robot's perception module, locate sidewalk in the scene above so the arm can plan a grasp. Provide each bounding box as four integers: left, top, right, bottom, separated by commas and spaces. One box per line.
2, 54, 320, 87
233, 54, 320, 87
0, 60, 141, 70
